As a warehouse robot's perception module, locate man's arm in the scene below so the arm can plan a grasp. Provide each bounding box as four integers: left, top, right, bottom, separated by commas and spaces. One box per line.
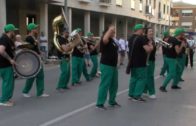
0, 45, 15, 64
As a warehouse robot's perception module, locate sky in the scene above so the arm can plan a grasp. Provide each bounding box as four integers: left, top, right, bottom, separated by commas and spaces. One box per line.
173, 0, 196, 5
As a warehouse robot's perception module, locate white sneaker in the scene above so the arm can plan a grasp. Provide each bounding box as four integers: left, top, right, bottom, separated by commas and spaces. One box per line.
39, 93, 49, 97
149, 95, 156, 99
23, 93, 32, 98
0, 101, 14, 107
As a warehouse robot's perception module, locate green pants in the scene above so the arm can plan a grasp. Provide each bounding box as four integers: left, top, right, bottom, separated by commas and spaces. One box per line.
162, 57, 179, 88
23, 67, 45, 96
177, 54, 186, 81
0, 67, 14, 103
96, 64, 118, 105
129, 67, 147, 98
144, 61, 155, 95
57, 58, 70, 89
90, 55, 98, 78
160, 55, 168, 75
72, 56, 83, 84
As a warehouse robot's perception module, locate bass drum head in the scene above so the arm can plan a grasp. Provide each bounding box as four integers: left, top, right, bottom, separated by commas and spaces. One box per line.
14, 49, 41, 78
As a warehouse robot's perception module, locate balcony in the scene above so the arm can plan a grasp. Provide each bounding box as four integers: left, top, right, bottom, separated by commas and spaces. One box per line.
171, 16, 179, 21
99, 0, 112, 7
78, 0, 91, 4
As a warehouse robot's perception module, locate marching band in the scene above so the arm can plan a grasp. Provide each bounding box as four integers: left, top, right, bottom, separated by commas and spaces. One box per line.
0, 21, 195, 108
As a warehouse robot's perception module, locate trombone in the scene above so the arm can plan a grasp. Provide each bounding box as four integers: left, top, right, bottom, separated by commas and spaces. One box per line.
155, 39, 172, 48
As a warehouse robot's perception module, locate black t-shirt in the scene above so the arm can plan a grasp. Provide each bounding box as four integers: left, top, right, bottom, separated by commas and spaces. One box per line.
25, 36, 40, 54
128, 34, 148, 68
147, 38, 156, 61
165, 37, 181, 58
56, 35, 70, 59
100, 38, 118, 67
87, 40, 98, 56
72, 38, 86, 58
0, 34, 15, 68
162, 37, 169, 55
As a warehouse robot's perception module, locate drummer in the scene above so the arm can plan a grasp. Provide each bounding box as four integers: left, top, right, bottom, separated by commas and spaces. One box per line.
22, 23, 49, 98
0, 24, 18, 106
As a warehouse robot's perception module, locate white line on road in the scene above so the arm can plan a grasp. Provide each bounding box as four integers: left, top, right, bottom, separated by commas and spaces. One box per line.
40, 75, 160, 126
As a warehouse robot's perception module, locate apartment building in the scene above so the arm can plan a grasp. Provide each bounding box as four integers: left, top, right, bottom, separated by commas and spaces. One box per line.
171, 1, 196, 33
0, 0, 172, 53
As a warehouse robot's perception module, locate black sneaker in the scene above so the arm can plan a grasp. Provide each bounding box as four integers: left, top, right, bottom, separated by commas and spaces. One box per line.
109, 102, 121, 108
159, 87, 167, 92
180, 79, 185, 82
132, 97, 146, 102
160, 74, 165, 77
171, 85, 181, 89
128, 95, 134, 100
96, 105, 107, 110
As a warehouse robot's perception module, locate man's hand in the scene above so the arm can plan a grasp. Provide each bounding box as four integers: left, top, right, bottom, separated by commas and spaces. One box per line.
9, 59, 16, 65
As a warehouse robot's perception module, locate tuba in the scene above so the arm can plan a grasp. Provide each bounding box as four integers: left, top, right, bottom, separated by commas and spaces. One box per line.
53, 8, 85, 54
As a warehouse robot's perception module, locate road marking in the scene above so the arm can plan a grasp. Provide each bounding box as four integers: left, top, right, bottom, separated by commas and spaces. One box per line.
39, 75, 160, 126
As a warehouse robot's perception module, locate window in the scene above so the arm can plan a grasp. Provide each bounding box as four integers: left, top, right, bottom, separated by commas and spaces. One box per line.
116, 0, 123, 6
182, 10, 193, 16
131, 0, 135, 10
139, 0, 143, 11
153, 0, 156, 9
167, 5, 169, 14
163, 4, 166, 14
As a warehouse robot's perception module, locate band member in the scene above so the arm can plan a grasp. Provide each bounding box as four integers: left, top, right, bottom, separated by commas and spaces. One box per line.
86, 32, 99, 78
178, 34, 187, 81
186, 35, 195, 68
56, 29, 72, 92
22, 23, 49, 98
0, 24, 18, 106
160, 31, 170, 76
127, 24, 153, 102
160, 28, 186, 92
72, 28, 90, 86
143, 27, 156, 99
96, 25, 120, 109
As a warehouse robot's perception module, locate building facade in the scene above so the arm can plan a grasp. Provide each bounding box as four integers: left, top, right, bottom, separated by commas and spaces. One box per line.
0, 0, 172, 55
171, 2, 196, 33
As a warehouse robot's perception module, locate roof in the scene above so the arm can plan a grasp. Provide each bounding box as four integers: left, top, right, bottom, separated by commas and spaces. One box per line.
173, 1, 196, 8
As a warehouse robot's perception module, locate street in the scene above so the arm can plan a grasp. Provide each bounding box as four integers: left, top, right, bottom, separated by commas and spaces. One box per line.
0, 51, 196, 126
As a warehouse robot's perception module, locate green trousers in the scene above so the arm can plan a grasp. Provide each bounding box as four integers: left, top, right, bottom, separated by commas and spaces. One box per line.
23, 67, 44, 96
162, 57, 179, 88
96, 64, 118, 105
177, 54, 186, 81
144, 61, 155, 95
160, 55, 168, 75
90, 55, 98, 78
72, 56, 90, 84
57, 58, 70, 89
0, 67, 14, 103
129, 67, 147, 98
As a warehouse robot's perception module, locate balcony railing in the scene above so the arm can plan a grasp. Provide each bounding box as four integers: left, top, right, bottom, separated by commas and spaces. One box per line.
99, 0, 112, 7
99, 0, 111, 3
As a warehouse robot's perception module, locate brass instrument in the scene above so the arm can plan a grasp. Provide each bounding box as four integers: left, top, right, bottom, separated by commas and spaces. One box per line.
52, 8, 84, 54
155, 39, 172, 48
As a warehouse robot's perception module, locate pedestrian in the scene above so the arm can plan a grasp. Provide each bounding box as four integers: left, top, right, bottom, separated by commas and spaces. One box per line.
0, 24, 18, 106
143, 27, 157, 99
22, 23, 49, 98
118, 37, 126, 65
56, 29, 72, 92
186, 35, 195, 68
96, 25, 120, 110
160, 28, 186, 92
160, 31, 170, 76
127, 24, 153, 102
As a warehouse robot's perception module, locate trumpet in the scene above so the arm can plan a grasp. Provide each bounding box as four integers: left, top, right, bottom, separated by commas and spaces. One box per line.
155, 39, 172, 48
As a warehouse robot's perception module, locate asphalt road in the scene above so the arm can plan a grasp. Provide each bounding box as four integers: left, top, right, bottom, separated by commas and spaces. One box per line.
0, 51, 196, 126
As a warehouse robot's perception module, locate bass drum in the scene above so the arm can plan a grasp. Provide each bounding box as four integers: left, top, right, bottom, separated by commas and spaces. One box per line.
13, 49, 42, 78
